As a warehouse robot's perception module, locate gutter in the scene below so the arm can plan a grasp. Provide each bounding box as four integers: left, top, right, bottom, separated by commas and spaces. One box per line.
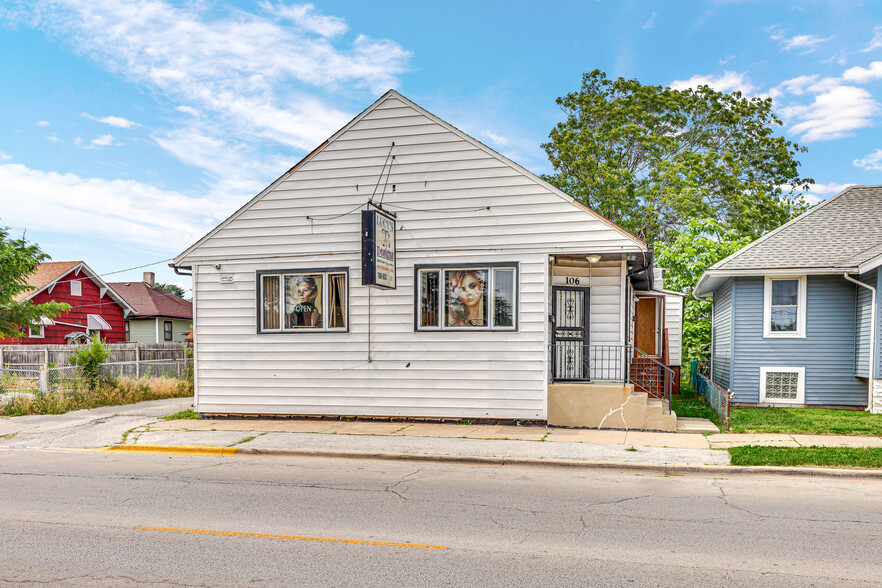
844, 273, 876, 412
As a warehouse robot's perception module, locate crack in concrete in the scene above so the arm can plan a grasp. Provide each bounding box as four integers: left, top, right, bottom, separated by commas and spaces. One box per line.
597, 395, 635, 431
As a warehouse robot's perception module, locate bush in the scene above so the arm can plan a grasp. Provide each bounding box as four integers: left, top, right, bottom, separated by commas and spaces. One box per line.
0, 375, 192, 416
69, 333, 111, 388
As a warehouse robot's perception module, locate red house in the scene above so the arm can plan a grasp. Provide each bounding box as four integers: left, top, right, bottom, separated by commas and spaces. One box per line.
2, 261, 134, 345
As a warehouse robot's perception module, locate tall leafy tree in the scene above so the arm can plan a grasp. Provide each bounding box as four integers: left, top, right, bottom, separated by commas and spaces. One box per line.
543, 70, 812, 245
155, 283, 187, 299
0, 225, 70, 338
655, 219, 752, 361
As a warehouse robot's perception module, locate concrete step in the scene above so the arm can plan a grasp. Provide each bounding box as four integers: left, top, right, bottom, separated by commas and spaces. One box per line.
642, 399, 677, 432
676, 417, 720, 434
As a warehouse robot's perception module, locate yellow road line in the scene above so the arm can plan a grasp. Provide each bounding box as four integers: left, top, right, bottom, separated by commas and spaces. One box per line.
137, 526, 445, 550
100, 445, 239, 457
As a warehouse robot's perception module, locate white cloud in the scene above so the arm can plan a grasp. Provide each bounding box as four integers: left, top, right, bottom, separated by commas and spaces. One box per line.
175, 105, 200, 117
44, 135, 61, 143
854, 149, 882, 171
781, 85, 878, 141
74, 134, 120, 148
776, 75, 819, 96
0, 151, 11, 160
643, 13, 656, 30
13, 1, 411, 152
669, 70, 758, 95
781, 34, 831, 54
860, 26, 882, 53
152, 126, 288, 198
36, 120, 50, 127
483, 131, 509, 147
842, 61, 882, 83
803, 182, 854, 195
0, 162, 230, 250
260, 2, 348, 38
766, 26, 831, 54
81, 112, 141, 128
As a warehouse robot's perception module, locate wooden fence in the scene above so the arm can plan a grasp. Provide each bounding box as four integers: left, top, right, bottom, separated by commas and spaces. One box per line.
0, 343, 190, 368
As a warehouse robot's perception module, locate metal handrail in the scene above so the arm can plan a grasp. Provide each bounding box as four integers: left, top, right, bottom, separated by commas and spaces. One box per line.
629, 346, 675, 413
548, 343, 674, 414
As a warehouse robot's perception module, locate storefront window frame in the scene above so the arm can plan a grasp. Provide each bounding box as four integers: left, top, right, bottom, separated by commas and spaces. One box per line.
256, 268, 349, 334
413, 263, 519, 332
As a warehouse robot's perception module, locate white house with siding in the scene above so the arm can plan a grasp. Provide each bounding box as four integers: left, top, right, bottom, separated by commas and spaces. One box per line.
174, 90, 683, 430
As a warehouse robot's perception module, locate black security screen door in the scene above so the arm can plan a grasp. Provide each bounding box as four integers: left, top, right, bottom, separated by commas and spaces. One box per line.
551, 286, 590, 381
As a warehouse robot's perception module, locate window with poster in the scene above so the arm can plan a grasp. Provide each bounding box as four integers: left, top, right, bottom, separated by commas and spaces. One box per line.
257, 268, 348, 333
415, 264, 518, 331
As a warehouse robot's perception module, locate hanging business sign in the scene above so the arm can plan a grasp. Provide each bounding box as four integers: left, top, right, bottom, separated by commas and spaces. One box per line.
362, 208, 396, 289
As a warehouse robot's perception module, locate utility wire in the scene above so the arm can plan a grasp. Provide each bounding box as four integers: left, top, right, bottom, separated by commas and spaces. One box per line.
383, 203, 489, 214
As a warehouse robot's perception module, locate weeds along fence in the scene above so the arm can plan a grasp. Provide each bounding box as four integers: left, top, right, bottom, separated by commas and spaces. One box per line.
690, 360, 731, 431
0, 343, 189, 372
0, 358, 194, 399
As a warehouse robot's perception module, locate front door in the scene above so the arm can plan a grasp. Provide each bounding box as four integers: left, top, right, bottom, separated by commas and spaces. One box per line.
551, 286, 590, 381
635, 297, 657, 355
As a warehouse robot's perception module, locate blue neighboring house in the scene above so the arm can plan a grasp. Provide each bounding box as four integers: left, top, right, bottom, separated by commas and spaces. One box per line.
694, 185, 882, 413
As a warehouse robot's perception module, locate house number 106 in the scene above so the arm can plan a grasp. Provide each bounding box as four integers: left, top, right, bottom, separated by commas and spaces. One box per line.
566, 277, 581, 285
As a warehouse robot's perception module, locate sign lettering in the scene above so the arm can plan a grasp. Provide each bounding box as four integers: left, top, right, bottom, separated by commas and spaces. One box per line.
362, 209, 396, 289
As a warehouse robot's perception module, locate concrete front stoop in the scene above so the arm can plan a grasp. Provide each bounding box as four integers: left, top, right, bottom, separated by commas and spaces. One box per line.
547, 383, 678, 432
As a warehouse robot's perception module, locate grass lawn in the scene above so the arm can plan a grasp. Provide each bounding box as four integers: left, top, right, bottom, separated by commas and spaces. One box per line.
730, 406, 882, 436
671, 380, 721, 430
729, 445, 882, 468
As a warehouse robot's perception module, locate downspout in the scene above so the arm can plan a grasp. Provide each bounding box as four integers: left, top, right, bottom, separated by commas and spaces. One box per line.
844, 273, 876, 412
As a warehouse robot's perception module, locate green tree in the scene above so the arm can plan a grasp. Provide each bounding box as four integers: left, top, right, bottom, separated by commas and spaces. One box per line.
543, 70, 812, 245
69, 333, 111, 388
155, 283, 186, 298
655, 219, 752, 361
0, 225, 70, 338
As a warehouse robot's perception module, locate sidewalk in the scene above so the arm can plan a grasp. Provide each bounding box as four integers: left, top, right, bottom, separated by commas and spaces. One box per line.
3, 399, 881, 471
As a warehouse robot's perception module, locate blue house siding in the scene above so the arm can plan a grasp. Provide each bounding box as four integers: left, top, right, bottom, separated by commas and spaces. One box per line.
731, 275, 868, 406
855, 269, 875, 377
711, 279, 731, 390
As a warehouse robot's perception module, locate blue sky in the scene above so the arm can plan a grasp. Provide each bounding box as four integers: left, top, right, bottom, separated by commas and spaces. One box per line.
2, 0, 882, 292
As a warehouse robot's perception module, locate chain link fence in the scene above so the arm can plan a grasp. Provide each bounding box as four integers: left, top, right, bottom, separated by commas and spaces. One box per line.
1, 358, 193, 405
690, 360, 731, 431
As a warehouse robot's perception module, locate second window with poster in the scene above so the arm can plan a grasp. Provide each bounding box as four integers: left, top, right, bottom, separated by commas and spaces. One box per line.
417, 265, 517, 331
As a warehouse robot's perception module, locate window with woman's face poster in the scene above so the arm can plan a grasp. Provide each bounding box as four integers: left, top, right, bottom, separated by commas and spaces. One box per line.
446, 270, 487, 327
285, 274, 323, 328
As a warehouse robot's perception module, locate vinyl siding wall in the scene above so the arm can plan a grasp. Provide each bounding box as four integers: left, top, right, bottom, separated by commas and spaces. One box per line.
711, 279, 732, 390
180, 94, 643, 419
550, 259, 626, 346
128, 318, 190, 343
664, 293, 683, 366
193, 252, 548, 419
876, 269, 882, 380
128, 319, 157, 343
731, 275, 867, 405
855, 269, 875, 377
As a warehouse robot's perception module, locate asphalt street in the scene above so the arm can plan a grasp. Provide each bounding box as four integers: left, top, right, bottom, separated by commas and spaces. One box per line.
1, 450, 881, 587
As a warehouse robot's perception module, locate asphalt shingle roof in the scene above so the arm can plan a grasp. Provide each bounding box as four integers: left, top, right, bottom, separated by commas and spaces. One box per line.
13, 261, 81, 302
711, 185, 882, 271
107, 282, 192, 319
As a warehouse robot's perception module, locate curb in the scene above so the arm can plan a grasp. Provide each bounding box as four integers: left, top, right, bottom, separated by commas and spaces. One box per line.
100, 444, 882, 479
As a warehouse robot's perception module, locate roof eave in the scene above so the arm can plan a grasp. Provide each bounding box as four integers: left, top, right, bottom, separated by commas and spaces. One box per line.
694, 266, 860, 297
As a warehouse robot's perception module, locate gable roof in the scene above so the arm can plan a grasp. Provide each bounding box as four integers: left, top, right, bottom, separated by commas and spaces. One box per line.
14, 261, 136, 316
107, 281, 193, 319
174, 89, 646, 265
13, 261, 81, 302
695, 185, 882, 295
